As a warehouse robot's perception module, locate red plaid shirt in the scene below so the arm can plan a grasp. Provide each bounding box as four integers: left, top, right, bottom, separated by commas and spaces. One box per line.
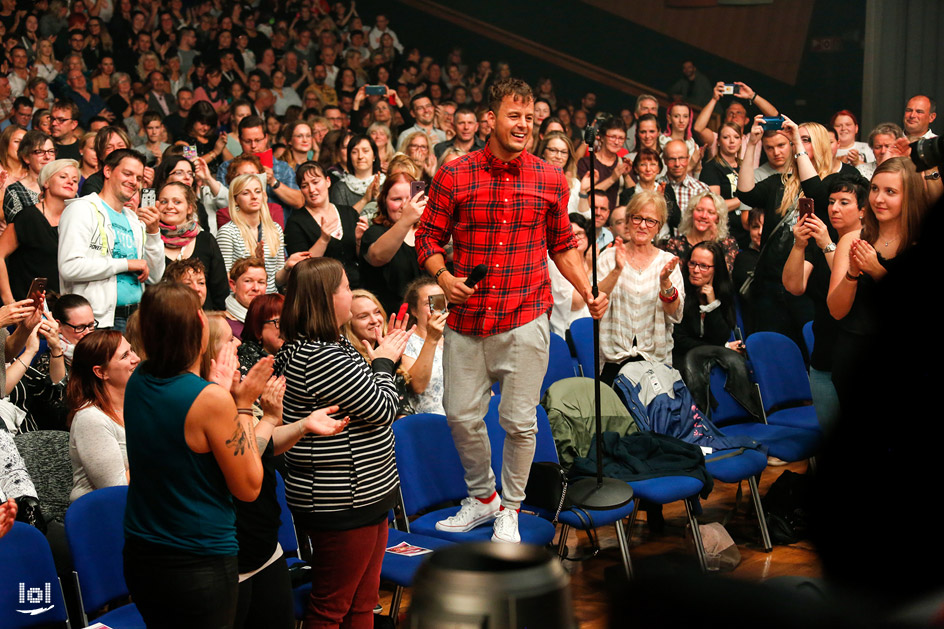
416, 144, 577, 337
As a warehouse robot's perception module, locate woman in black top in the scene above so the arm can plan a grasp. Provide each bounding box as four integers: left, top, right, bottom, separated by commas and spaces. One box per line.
782, 176, 866, 433
673, 241, 740, 368
673, 241, 752, 414
360, 172, 426, 314
183, 101, 230, 174
699, 122, 749, 248
158, 182, 229, 310
285, 161, 368, 288
0, 159, 78, 302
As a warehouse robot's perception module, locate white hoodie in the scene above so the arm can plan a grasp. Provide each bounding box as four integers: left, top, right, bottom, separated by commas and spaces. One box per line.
58, 193, 165, 327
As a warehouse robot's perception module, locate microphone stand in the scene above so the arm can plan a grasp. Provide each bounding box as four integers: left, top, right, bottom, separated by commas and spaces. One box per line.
567, 120, 634, 511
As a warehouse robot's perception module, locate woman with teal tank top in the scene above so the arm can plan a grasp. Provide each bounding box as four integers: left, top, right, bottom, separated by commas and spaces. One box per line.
122, 282, 273, 628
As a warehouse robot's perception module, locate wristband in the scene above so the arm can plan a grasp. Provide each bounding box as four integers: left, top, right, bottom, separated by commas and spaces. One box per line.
845, 271, 861, 282
50, 352, 64, 358
272, 179, 281, 189
237, 408, 255, 415
794, 150, 808, 159
15, 357, 28, 369
435, 267, 448, 280
659, 287, 678, 303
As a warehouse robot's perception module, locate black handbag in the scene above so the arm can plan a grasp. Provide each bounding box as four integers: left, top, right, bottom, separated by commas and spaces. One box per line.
525, 462, 571, 523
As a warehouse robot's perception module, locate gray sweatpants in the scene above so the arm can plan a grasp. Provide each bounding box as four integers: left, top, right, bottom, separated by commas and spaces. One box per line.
441, 316, 550, 510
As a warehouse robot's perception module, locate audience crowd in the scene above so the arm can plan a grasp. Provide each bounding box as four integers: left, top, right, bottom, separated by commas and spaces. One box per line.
0, 0, 940, 626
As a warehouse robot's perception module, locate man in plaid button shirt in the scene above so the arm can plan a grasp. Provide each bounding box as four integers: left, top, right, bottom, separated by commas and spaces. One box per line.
416, 78, 608, 543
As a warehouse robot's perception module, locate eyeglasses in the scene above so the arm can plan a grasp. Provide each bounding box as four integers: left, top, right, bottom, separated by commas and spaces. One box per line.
170, 169, 194, 179
62, 320, 99, 333
687, 261, 714, 272
50, 116, 74, 125
605, 134, 626, 142
544, 147, 568, 156
32, 149, 56, 157
263, 318, 280, 329
408, 144, 428, 151
630, 215, 660, 228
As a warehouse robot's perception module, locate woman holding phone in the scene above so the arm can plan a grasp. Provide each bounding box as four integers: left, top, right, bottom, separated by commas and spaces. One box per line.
0, 159, 79, 303
360, 173, 427, 314
400, 276, 448, 414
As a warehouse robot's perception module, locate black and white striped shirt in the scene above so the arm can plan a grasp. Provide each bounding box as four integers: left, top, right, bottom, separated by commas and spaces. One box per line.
275, 337, 399, 514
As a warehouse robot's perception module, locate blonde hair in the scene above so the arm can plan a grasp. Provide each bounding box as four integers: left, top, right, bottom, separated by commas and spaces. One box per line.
342, 290, 412, 384
387, 152, 422, 179
343, 290, 386, 361
626, 189, 668, 226
679, 190, 729, 241
777, 122, 833, 217
227, 173, 281, 258
200, 312, 233, 379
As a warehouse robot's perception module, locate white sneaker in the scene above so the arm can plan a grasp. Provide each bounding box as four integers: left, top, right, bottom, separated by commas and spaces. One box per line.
491, 508, 521, 543
435, 494, 500, 532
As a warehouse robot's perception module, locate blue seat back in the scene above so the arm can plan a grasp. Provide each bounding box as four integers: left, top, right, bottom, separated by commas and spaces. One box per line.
542, 333, 577, 397
65, 485, 131, 614
482, 396, 560, 479
0, 522, 70, 628
568, 317, 594, 377
274, 471, 299, 557
745, 332, 812, 411
802, 320, 815, 358
392, 413, 474, 516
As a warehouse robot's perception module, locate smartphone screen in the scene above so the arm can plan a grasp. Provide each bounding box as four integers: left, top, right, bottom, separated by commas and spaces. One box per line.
141, 188, 156, 207
798, 197, 814, 220
428, 294, 447, 314
410, 180, 426, 199
27, 277, 47, 311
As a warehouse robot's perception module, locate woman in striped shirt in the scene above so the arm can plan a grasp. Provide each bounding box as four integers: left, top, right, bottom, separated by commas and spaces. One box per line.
275, 257, 411, 627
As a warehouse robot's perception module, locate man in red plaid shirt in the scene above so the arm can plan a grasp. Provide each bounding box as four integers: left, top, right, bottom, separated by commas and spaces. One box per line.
416, 78, 608, 543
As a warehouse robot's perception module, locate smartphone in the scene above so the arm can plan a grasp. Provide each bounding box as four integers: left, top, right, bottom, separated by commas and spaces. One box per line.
183, 144, 198, 162
365, 85, 386, 96
428, 294, 447, 314
141, 188, 156, 207
410, 180, 426, 199
798, 197, 814, 221
760, 116, 784, 131
27, 277, 47, 311
722, 83, 739, 95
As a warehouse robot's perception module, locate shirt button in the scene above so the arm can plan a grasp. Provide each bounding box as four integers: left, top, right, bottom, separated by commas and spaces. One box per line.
495, 264, 499, 268
504, 199, 508, 202
487, 307, 492, 310
503, 220, 507, 224
492, 285, 496, 289
505, 177, 509, 181
498, 241, 503, 245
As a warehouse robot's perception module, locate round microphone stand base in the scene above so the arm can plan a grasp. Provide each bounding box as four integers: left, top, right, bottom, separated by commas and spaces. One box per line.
567, 477, 634, 510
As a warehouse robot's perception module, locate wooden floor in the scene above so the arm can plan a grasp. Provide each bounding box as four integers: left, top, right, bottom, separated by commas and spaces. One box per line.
380, 460, 819, 627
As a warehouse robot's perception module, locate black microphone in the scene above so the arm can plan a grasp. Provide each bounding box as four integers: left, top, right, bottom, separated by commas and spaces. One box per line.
464, 264, 487, 288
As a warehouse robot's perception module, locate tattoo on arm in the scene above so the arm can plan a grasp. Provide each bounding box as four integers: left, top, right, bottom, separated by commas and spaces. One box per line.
225, 415, 257, 456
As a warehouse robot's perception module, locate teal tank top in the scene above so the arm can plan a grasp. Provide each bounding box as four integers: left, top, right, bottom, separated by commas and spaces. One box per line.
123, 368, 237, 555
